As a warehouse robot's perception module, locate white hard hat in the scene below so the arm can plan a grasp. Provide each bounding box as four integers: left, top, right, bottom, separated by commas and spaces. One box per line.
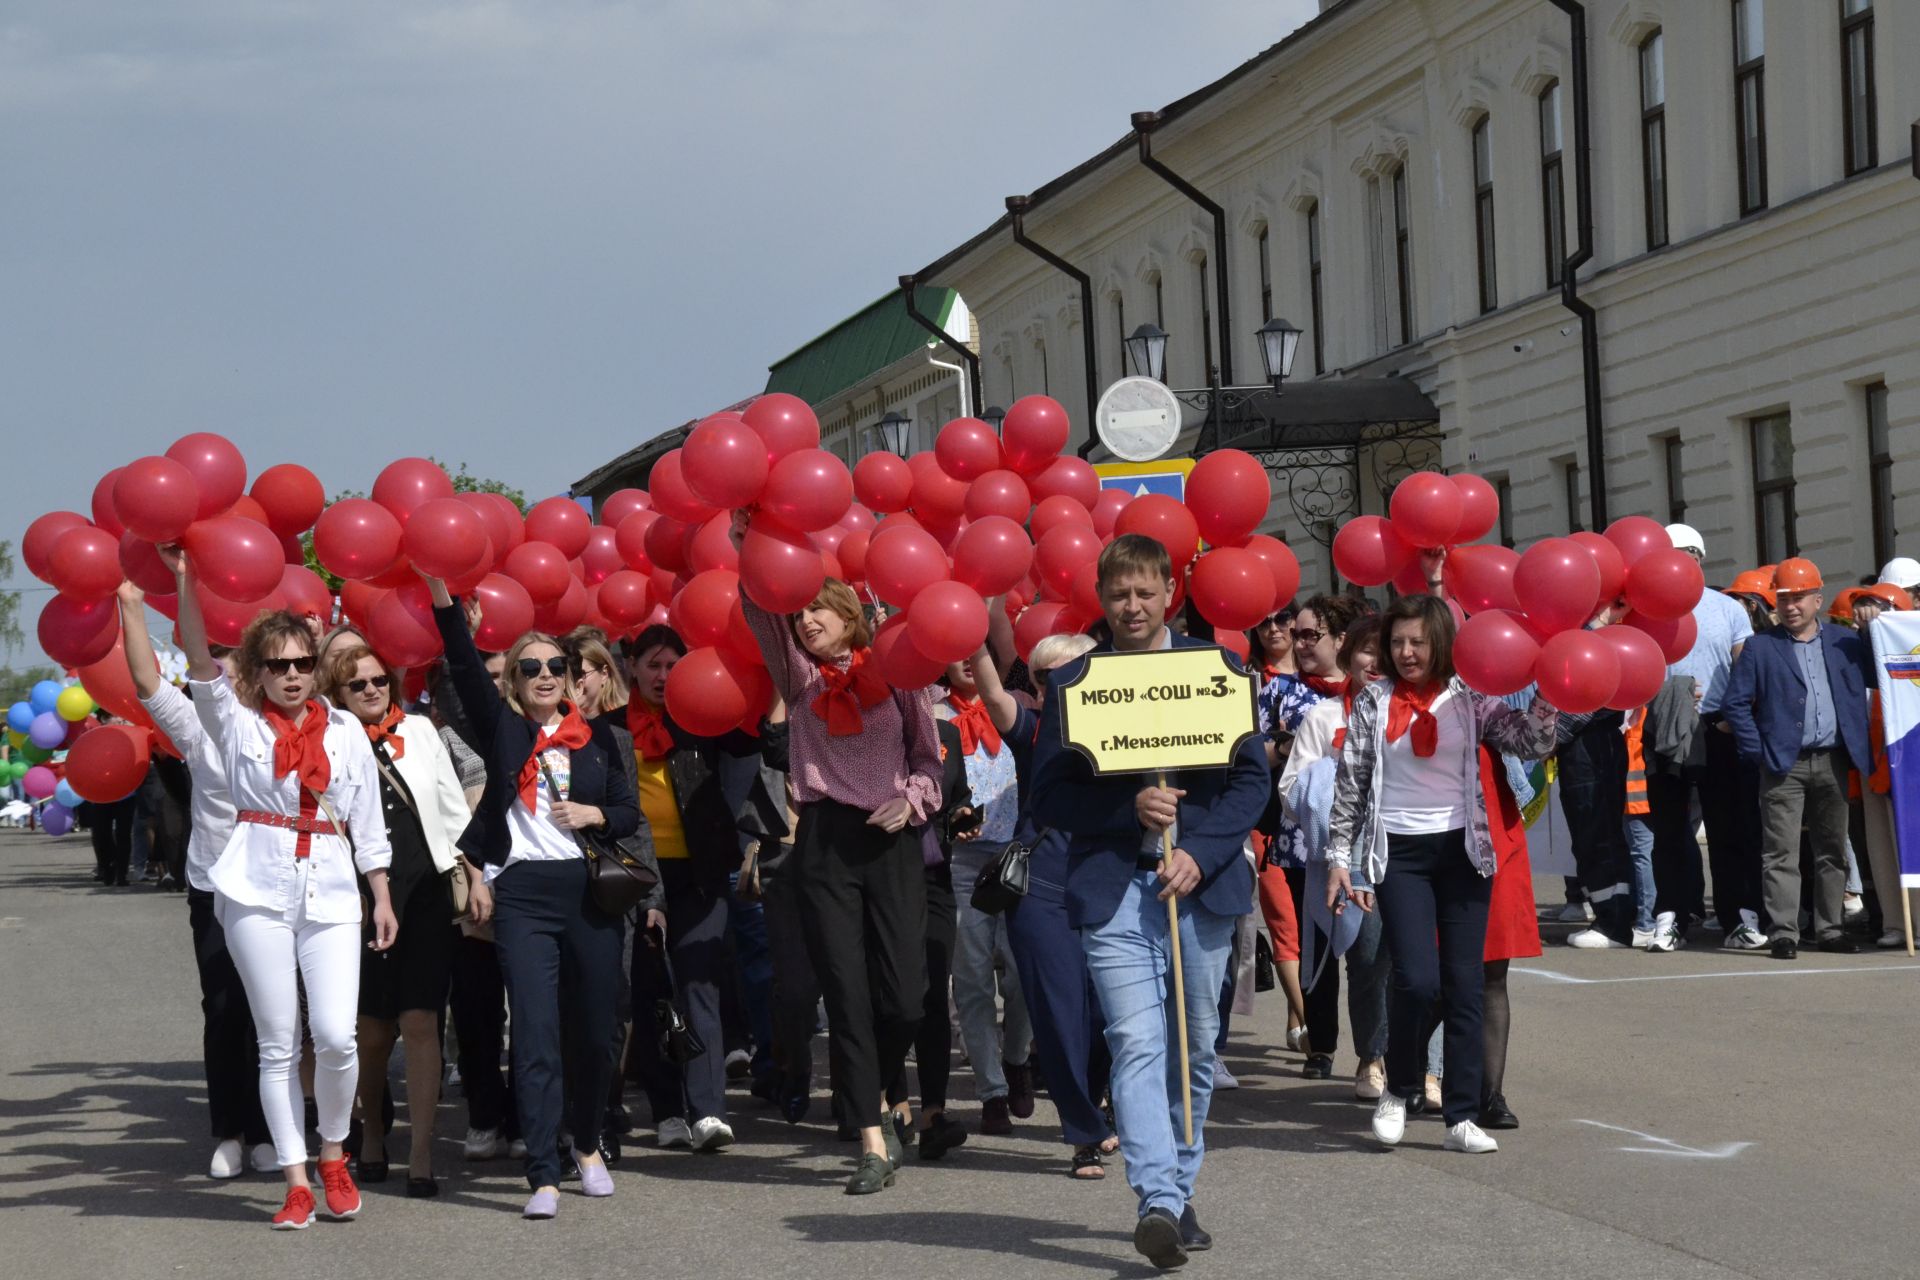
1878, 556, 1920, 587
1665, 523, 1705, 555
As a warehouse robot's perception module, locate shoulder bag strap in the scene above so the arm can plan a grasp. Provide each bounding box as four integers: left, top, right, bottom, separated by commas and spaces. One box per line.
536, 752, 596, 862
370, 745, 422, 822
305, 785, 355, 857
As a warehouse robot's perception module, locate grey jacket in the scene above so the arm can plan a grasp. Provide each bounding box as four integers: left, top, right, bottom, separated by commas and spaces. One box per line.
1326, 678, 1558, 885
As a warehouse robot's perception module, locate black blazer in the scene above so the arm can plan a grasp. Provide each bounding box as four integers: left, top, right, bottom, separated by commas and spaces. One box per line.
932, 719, 974, 864
434, 603, 641, 868
593, 709, 781, 888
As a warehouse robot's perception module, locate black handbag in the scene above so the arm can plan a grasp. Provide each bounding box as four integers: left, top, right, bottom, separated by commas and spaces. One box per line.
969, 838, 1031, 915
538, 756, 658, 918
646, 923, 705, 1067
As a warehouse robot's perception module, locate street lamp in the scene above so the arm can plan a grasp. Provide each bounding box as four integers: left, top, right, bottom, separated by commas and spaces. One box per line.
1125, 323, 1168, 383
981, 405, 1007, 437
1256, 316, 1303, 391
878, 410, 912, 457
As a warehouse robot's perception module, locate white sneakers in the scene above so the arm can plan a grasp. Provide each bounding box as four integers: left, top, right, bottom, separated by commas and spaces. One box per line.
657, 1117, 694, 1149
691, 1117, 735, 1152
210, 1139, 245, 1179
1644, 911, 1683, 953
1568, 927, 1628, 950
1213, 1063, 1240, 1090
1721, 909, 1770, 951
251, 1142, 278, 1173
1443, 1121, 1499, 1153
1354, 1059, 1384, 1101
463, 1127, 508, 1160
1877, 928, 1908, 949
1371, 1094, 1406, 1146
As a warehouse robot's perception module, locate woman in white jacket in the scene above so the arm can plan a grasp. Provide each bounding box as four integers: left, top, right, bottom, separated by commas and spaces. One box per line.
172, 546, 397, 1231
321, 643, 478, 1197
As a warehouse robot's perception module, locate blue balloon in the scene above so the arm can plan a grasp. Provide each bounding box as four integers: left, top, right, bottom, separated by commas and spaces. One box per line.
28, 711, 67, 751
53, 779, 81, 809
6, 702, 34, 734
41, 800, 75, 837
29, 680, 64, 716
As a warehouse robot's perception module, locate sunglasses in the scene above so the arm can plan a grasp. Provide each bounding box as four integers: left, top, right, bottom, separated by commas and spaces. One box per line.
346, 675, 391, 695
262, 656, 317, 676
1257, 615, 1292, 629
1293, 628, 1326, 646
518, 657, 569, 679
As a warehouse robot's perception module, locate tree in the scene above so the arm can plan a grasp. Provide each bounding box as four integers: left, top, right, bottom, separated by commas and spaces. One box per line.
0, 539, 22, 657
302, 461, 527, 589
0, 664, 59, 707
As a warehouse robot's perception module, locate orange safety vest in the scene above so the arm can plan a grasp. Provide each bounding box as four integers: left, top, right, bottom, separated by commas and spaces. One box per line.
1624, 706, 1650, 817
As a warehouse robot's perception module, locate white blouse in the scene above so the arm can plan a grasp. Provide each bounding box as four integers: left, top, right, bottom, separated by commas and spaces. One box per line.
191, 674, 393, 924
1378, 687, 1471, 836
492, 744, 584, 884
139, 681, 236, 894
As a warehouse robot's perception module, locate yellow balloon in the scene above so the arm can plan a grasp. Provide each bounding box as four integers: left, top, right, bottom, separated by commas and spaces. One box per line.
56, 686, 96, 723
5, 729, 23, 749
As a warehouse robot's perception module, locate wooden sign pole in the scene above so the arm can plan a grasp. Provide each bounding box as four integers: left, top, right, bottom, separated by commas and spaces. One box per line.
1158, 769, 1193, 1147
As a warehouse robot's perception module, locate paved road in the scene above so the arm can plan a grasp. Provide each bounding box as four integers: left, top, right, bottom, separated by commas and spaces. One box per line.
1, 827, 1912, 1279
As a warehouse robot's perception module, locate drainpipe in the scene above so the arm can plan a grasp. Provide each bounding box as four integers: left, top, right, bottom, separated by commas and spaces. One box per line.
926, 350, 972, 420
1005, 195, 1102, 458
1546, 0, 1608, 528
899, 275, 982, 414
1132, 111, 1233, 387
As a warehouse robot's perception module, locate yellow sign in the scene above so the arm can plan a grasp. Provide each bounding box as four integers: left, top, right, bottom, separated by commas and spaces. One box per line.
1057, 646, 1260, 776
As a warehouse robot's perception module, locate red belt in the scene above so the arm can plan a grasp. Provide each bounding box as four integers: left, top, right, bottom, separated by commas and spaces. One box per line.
237, 809, 340, 859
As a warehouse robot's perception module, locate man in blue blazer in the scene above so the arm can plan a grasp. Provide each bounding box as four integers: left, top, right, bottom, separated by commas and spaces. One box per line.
1031, 534, 1269, 1269
1720, 557, 1873, 959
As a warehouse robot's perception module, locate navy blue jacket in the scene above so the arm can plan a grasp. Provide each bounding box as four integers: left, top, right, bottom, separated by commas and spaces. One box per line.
434, 603, 641, 867
1721, 621, 1872, 777
1029, 633, 1269, 929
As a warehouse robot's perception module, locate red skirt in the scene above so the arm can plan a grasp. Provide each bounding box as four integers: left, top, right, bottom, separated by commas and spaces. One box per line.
1480, 747, 1542, 963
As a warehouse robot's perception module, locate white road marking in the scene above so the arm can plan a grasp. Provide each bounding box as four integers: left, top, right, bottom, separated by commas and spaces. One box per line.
1513, 963, 1920, 985
1574, 1120, 1752, 1160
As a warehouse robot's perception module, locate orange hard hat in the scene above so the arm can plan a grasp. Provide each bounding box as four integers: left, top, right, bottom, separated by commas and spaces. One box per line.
1862, 583, 1914, 611
1830, 588, 1861, 621
1726, 570, 1777, 606
1772, 557, 1823, 593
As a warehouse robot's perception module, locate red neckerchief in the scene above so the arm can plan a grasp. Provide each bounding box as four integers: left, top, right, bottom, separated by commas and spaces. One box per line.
1303, 673, 1347, 700
517, 704, 592, 812
1261, 661, 1289, 684
626, 697, 675, 762
264, 700, 332, 792
365, 702, 406, 761
1332, 683, 1360, 753
945, 691, 1002, 756
1385, 681, 1442, 758
811, 648, 889, 737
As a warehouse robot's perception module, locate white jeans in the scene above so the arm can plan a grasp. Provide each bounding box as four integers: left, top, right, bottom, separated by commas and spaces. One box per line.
219, 861, 362, 1168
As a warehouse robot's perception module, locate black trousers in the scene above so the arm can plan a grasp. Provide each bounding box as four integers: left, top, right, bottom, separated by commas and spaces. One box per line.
1284, 866, 1342, 1057
151, 757, 191, 885
1375, 830, 1491, 1128
186, 889, 269, 1144
1702, 728, 1765, 929
449, 934, 516, 1137
631, 863, 732, 1123
888, 865, 955, 1112
761, 851, 822, 1081
90, 796, 137, 881
1559, 730, 1633, 936
792, 800, 927, 1132
491, 860, 622, 1189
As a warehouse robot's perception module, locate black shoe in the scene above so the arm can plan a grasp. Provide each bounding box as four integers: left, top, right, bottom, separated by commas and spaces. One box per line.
1407, 1091, 1429, 1117
884, 1113, 906, 1170
406, 1175, 439, 1199
844, 1153, 895, 1196
1003, 1059, 1035, 1120
1302, 1053, 1333, 1080
1817, 937, 1863, 954
980, 1096, 1013, 1135
918, 1115, 968, 1161
1133, 1207, 1189, 1270
1179, 1204, 1212, 1252
749, 1074, 780, 1106
778, 1073, 811, 1126
1478, 1093, 1519, 1130
355, 1156, 389, 1184
605, 1103, 633, 1136
598, 1133, 622, 1166
1770, 938, 1798, 960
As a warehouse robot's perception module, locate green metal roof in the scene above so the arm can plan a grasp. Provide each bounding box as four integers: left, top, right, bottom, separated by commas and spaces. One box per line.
764, 286, 957, 406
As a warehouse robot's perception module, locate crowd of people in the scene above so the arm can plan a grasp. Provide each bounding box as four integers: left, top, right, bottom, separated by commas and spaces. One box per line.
27, 517, 1916, 1269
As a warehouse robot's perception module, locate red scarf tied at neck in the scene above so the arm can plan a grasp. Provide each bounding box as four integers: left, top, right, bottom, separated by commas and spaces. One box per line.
811, 648, 889, 737
1302, 672, 1348, 700
516, 705, 593, 812
626, 698, 676, 762
945, 692, 1002, 756
1385, 681, 1443, 758
365, 702, 406, 760
263, 700, 332, 792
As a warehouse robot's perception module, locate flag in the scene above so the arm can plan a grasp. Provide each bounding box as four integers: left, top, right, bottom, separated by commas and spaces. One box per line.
1869, 612, 1920, 889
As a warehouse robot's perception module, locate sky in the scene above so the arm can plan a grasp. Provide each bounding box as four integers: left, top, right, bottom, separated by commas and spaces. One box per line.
0, 0, 1319, 666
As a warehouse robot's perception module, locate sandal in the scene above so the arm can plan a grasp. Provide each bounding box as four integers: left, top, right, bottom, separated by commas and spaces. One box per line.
1098, 1135, 1120, 1156
1070, 1145, 1106, 1179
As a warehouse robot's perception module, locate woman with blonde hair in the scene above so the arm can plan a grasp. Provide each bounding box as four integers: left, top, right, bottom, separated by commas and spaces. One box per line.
169, 546, 396, 1231
319, 643, 477, 1196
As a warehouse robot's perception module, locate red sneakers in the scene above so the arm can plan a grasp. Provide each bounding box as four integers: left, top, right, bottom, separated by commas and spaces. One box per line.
271, 1186, 316, 1230
316, 1158, 361, 1220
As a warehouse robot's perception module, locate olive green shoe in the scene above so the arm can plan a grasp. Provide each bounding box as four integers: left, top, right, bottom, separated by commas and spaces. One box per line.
844, 1153, 895, 1196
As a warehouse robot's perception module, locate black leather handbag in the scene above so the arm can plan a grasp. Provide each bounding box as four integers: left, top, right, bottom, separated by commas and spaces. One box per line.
968, 838, 1031, 915
538, 756, 658, 918
645, 923, 705, 1066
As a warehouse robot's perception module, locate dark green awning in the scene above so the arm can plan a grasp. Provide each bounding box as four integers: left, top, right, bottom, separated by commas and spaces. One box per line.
764, 286, 956, 406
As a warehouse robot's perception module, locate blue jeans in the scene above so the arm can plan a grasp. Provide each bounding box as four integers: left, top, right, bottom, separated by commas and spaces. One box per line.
950, 841, 1032, 1099
1624, 816, 1657, 933
1082, 871, 1234, 1219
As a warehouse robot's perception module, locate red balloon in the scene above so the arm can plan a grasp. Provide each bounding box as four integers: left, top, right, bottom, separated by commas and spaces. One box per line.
1243, 534, 1301, 614
532, 576, 589, 635
1186, 450, 1272, 547
951, 516, 1034, 597
837, 529, 871, 583
670, 570, 740, 648
476, 493, 526, 556
114, 456, 201, 543
280, 565, 333, 622
1389, 471, 1463, 548
1625, 610, 1698, 664
1013, 600, 1068, 660
666, 647, 769, 736
615, 510, 659, 573
1600, 624, 1666, 711
77, 631, 159, 726
839, 504, 876, 533
279, 532, 306, 566
865, 523, 949, 610
48, 526, 123, 600
1514, 537, 1602, 635
1035, 525, 1103, 598
907, 581, 989, 664
371, 458, 453, 527
1569, 531, 1627, 609
1454, 611, 1542, 697
909, 460, 969, 521
1190, 547, 1273, 632
1393, 557, 1433, 598
519, 496, 588, 560
66, 723, 151, 803
183, 517, 284, 603
91, 468, 128, 539
965, 470, 1032, 524
239, 463, 317, 540
1027, 456, 1100, 512
1069, 563, 1101, 620
502, 541, 572, 605
1625, 548, 1705, 621
647, 450, 715, 525
739, 514, 826, 614
366, 552, 422, 590
165, 433, 248, 520
741, 394, 822, 466
812, 523, 848, 557
24, 512, 91, 583
1603, 515, 1672, 569
676, 513, 732, 576
1452, 474, 1501, 544
853, 453, 914, 514
313, 499, 403, 582
1216, 629, 1252, 662
762, 449, 854, 532
682, 416, 771, 510
1091, 488, 1130, 539
369, 581, 444, 668
225, 494, 272, 528
196, 582, 281, 648
403, 498, 489, 579
119, 532, 175, 595
1534, 630, 1621, 715
599, 488, 652, 528
1442, 544, 1521, 615
642, 515, 690, 575
935, 418, 1003, 482
873, 615, 947, 689
597, 570, 653, 632
471, 574, 536, 651
1001, 395, 1071, 475
1116, 494, 1201, 571
1030, 494, 1095, 542
576, 526, 621, 585
39, 594, 120, 667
